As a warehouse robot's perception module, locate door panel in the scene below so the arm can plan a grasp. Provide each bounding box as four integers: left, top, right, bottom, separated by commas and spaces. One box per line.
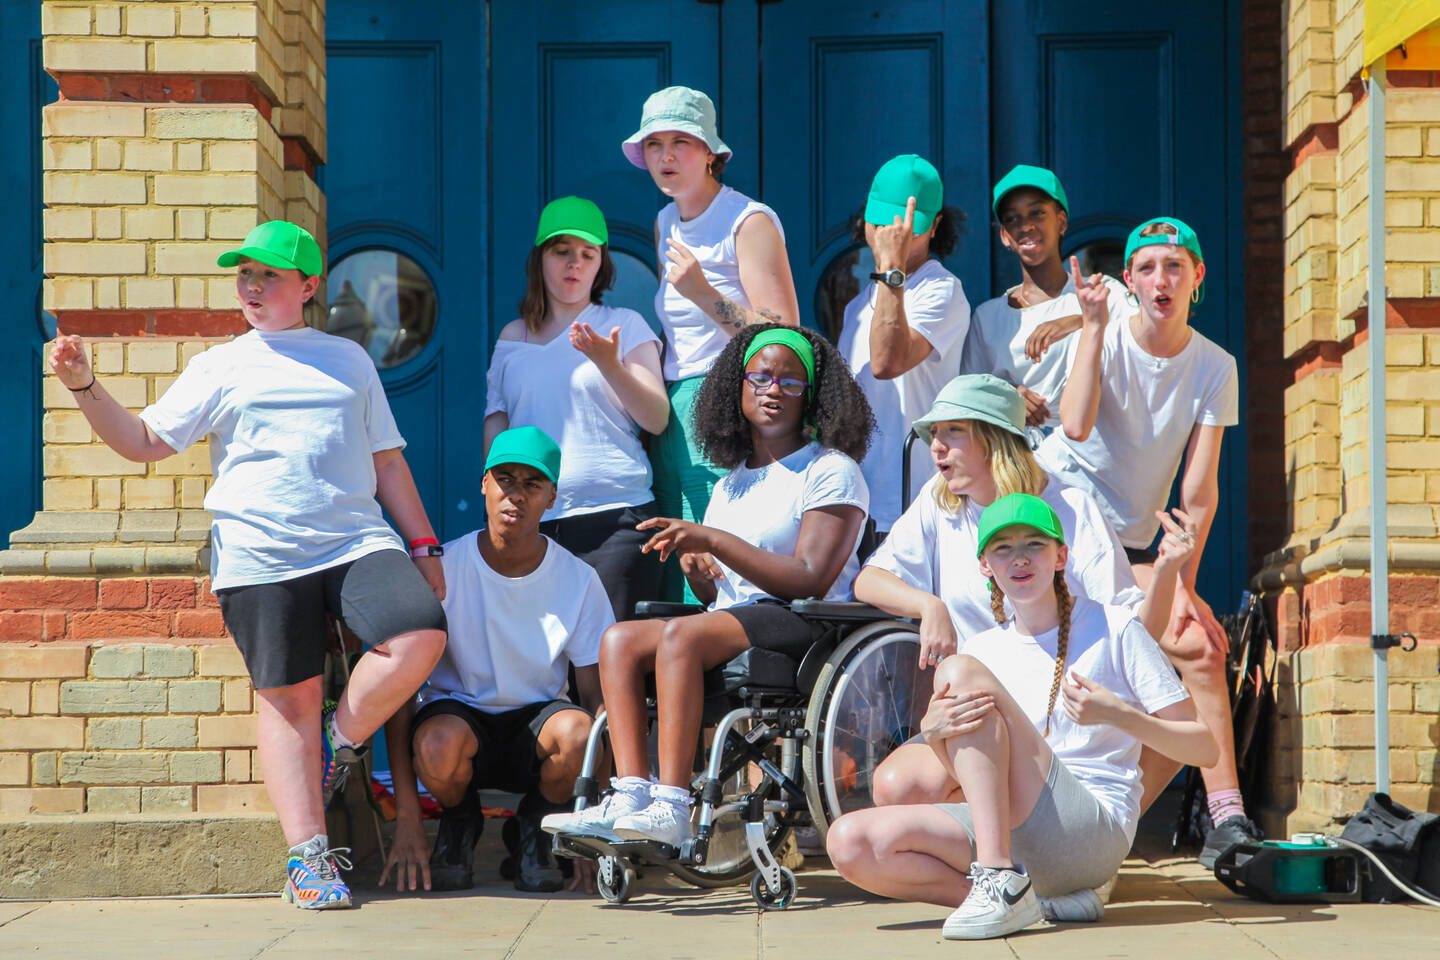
759, 2, 990, 334
992, 0, 1246, 609
489, 2, 722, 338
326, 1, 486, 538
0, 0, 54, 547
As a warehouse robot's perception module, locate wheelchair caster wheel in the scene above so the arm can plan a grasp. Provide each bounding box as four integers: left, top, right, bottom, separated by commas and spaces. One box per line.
750, 866, 797, 911
597, 856, 634, 903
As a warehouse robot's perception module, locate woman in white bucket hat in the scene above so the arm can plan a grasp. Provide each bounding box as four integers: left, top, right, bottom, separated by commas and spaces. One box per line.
623, 85, 801, 602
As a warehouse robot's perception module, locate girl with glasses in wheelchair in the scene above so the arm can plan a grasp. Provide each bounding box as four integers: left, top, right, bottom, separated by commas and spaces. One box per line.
544, 323, 874, 849
828, 494, 1216, 939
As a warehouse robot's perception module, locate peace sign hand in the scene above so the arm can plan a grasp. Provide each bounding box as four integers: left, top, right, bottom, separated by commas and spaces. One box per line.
1153, 507, 1199, 575
869, 195, 916, 272
1069, 255, 1110, 328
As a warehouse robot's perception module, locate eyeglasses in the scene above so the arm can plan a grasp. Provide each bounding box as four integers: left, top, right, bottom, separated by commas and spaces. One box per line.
743, 371, 808, 398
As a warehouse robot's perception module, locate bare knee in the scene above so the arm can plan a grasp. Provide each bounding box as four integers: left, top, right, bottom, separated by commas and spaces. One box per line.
412, 718, 473, 785
872, 753, 934, 806
824, 814, 870, 873
1166, 621, 1226, 685
600, 621, 649, 671
542, 710, 592, 776
659, 616, 704, 658
934, 654, 995, 694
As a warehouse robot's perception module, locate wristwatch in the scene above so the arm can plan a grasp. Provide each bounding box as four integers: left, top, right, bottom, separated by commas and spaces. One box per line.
870, 269, 906, 289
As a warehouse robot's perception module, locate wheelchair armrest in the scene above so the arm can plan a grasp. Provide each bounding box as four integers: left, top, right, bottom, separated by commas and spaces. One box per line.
788, 599, 893, 622
634, 601, 706, 619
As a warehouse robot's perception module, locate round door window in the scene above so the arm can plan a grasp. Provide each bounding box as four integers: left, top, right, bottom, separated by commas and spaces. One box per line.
815, 245, 875, 343
325, 250, 438, 369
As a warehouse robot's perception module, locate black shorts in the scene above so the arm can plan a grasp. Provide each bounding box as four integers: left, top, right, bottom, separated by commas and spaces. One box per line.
539, 501, 661, 622
412, 697, 590, 795
1124, 545, 1159, 565
216, 549, 447, 690
723, 599, 815, 661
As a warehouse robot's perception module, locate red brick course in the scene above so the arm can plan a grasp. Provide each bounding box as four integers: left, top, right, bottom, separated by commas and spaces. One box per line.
0, 577, 226, 643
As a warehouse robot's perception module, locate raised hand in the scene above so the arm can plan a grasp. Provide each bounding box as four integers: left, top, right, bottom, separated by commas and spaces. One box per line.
48, 334, 95, 390
570, 322, 622, 369
665, 238, 715, 306
1069, 255, 1109, 327
870, 195, 917, 272
1153, 508, 1198, 576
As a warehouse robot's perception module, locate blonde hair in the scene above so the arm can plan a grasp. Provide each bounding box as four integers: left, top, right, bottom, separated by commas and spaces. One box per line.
930, 419, 1048, 515
987, 570, 1072, 736
1127, 221, 1201, 271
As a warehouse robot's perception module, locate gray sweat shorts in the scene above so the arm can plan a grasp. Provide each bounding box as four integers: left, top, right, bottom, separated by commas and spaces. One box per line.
937, 754, 1131, 897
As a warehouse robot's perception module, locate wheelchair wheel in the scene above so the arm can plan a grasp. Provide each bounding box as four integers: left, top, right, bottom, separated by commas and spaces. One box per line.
597, 856, 633, 903
801, 621, 924, 842
750, 866, 797, 911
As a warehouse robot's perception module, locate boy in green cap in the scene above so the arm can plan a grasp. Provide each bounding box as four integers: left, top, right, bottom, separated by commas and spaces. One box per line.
381, 426, 610, 895
1037, 216, 1256, 866
837, 153, 970, 532
961, 164, 1130, 441
48, 219, 449, 910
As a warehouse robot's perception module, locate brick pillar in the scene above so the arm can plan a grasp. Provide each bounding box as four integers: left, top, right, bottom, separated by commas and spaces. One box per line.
1257, 0, 1440, 834
0, 3, 325, 890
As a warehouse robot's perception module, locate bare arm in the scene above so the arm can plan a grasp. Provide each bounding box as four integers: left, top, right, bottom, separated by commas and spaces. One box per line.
570, 330, 670, 435
482, 412, 509, 462
853, 564, 959, 670
1063, 677, 1217, 768
573, 664, 603, 716
666, 213, 800, 334
867, 196, 934, 379
378, 698, 431, 891
374, 446, 445, 600
48, 335, 176, 462
1177, 424, 1224, 593
641, 504, 865, 602
1058, 257, 1111, 441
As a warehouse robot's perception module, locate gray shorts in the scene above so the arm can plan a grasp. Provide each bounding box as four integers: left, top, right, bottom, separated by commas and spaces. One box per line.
938, 755, 1131, 897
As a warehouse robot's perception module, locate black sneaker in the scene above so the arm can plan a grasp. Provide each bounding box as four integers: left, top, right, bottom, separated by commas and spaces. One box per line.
429, 799, 484, 891
1199, 814, 1262, 869
513, 817, 564, 893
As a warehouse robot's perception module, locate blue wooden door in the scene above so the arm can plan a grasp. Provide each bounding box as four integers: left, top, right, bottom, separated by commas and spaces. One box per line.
757, 1, 990, 339
325, 1, 488, 540
488, 1, 722, 340
991, 0, 1246, 609
0, 1, 54, 548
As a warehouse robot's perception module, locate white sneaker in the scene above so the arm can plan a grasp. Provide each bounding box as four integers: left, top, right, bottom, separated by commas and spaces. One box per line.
540, 787, 647, 841
1039, 886, 1104, 922
612, 797, 693, 847
942, 863, 1042, 940
1095, 871, 1118, 904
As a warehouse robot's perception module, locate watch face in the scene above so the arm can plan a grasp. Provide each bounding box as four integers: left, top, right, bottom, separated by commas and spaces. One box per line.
884, 270, 905, 287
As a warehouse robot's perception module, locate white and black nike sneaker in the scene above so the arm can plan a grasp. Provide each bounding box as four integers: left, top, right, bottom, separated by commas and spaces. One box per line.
942, 863, 1043, 940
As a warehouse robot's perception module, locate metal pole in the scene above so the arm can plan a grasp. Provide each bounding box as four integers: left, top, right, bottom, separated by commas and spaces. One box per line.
1367, 62, 1390, 794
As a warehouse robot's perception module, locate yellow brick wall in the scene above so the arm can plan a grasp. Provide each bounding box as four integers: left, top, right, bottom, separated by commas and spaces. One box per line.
42, 1, 286, 100
0, 642, 268, 816
40, 340, 218, 514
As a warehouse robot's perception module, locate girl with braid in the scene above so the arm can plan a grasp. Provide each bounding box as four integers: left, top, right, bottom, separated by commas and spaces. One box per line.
827, 494, 1216, 940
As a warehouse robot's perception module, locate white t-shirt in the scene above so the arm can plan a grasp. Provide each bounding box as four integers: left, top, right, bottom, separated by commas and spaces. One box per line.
485, 304, 660, 521
139, 326, 406, 590
702, 443, 869, 609
836, 259, 970, 532
1035, 317, 1238, 548
961, 275, 1130, 433
654, 185, 786, 381
960, 598, 1190, 842
419, 532, 614, 713
863, 473, 1143, 640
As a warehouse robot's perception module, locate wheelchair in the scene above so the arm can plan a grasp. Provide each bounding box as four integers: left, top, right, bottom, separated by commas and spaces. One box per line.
551, 597, 925, 909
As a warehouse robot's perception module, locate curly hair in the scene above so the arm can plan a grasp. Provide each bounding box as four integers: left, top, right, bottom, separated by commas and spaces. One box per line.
691, 323, 875, 470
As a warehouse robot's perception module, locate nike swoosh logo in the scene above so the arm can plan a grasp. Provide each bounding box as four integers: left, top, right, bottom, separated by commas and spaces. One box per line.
1001, 880, 1032, 905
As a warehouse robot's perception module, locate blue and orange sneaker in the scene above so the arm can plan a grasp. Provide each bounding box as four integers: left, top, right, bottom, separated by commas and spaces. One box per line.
320, 701, 367, 809
282, 835, 354, 910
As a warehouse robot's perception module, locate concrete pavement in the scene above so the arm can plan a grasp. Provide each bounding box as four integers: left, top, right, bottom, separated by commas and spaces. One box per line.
3, 831, 1438, 959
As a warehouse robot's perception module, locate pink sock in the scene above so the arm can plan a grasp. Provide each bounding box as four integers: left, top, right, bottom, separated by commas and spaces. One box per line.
1207, 788, 1245, 824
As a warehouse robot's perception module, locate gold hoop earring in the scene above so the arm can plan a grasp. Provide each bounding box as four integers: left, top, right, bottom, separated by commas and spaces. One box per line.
707, 158, 714, 176
1191, 287, 1200, 304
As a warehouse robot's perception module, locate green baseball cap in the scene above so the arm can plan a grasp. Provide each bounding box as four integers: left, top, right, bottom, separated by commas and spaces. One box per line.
911, 374, 1025, 443
991, 164, 1069, 218
976, 493, 1066, 557
535, 196, 608, 247
865, 154, 943, 234
217, 220, 324, 276
484, 426, 561, 486
1123, 216, 1205, 303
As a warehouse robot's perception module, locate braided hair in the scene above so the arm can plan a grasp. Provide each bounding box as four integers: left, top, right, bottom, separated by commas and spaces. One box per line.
987, 569, 1072, 736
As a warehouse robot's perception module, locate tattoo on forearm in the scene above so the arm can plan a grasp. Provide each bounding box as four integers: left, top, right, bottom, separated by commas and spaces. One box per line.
712, 297, 780, 330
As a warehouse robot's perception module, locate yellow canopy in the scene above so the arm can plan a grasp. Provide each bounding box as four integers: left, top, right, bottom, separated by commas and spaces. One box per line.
1366, 0, 1440, 67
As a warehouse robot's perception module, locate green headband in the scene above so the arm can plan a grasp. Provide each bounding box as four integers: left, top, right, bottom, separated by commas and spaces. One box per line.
743, 328, 815, 388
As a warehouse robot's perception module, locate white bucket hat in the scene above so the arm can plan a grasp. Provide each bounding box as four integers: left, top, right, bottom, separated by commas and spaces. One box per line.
621, 85, 732, 169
